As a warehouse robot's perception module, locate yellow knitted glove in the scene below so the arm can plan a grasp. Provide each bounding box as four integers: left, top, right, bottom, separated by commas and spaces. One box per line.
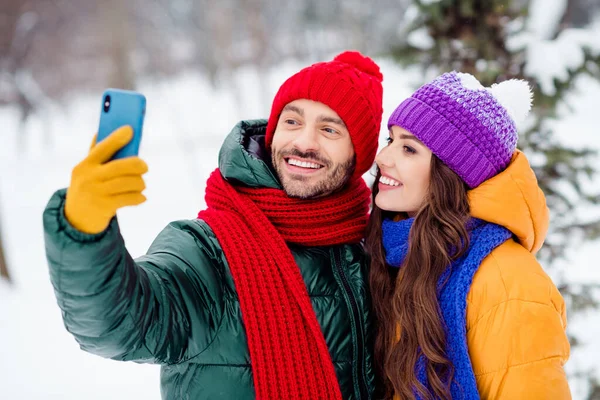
64, 126, 148, 234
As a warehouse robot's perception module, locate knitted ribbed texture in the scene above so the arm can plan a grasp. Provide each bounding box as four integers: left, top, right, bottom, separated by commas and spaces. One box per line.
266, 51, 384, 181
198, 168, 371, 399
387, 72, 518, 188
382, 217, 512, 399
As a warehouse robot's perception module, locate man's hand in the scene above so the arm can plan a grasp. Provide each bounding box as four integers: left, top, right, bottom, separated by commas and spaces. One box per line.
65, 126, 148, 234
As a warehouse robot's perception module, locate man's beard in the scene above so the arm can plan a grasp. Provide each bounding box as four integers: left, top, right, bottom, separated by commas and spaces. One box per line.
272, 147, 356, 199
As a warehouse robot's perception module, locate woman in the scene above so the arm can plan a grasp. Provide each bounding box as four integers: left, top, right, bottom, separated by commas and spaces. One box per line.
366, 71, 571, 400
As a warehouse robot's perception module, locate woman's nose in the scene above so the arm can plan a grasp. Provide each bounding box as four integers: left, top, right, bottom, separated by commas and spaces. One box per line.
375, 146, 394, 168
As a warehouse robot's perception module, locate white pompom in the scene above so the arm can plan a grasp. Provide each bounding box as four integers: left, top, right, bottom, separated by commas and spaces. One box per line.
488, 79, 533, 125
457, 72, 485, 90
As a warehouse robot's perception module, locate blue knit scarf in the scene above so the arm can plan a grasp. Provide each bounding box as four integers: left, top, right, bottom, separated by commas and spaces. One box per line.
382, 217, 512, 400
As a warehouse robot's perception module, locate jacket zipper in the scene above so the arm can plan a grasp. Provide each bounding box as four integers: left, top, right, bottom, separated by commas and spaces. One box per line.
333, 247, 369, 400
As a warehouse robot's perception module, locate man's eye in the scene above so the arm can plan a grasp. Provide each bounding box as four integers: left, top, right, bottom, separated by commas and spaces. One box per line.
323, 127, 338, 135
285, 119, 298, 125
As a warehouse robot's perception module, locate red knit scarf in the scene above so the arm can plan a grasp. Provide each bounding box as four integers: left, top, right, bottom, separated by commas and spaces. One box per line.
198, 168, 371, 399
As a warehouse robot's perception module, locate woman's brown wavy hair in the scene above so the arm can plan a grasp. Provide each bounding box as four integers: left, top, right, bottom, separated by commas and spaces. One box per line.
366, 155, 471, 400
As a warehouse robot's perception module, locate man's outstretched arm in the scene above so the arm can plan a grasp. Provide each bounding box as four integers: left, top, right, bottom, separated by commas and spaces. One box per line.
43, 127, 224, 364
44, 190, 225, 364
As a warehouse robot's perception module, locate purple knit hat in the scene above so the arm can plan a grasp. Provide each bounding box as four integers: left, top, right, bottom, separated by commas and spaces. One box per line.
387, 71, 533, 188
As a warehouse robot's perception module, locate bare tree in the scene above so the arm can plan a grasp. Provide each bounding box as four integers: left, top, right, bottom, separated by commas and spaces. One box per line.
0, 211, 10, 283
101, 0, 134, 90
0, 1, 41, 139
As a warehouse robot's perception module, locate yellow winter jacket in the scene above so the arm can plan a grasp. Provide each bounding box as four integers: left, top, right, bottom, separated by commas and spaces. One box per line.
464, 150, 571, 399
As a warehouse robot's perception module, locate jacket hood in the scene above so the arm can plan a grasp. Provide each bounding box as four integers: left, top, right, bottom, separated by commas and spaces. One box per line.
218, 119, 282, 189
468, 150, 549, 254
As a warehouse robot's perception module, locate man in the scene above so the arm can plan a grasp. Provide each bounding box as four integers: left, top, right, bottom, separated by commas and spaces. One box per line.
43, 51, 383, 399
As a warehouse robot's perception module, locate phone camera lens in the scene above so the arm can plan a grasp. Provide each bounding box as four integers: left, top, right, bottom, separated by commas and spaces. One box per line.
103, 95, 111, 112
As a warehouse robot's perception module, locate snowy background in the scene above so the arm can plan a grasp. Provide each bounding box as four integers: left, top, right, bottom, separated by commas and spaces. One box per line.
1, 56, 599, 400
1, 0, 600, 399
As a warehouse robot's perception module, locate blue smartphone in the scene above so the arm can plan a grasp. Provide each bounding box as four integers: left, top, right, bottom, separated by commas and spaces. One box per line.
96, 88, 146, 160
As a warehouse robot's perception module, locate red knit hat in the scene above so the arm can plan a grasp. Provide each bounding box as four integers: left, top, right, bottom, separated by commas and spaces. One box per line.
265, 51, 384, 181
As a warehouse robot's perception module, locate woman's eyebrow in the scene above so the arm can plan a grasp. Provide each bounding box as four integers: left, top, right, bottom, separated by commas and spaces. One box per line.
399, 133, 423, 144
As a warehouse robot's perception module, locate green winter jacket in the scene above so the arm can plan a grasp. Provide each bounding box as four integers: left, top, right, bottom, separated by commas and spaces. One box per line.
43, 120, 374, 399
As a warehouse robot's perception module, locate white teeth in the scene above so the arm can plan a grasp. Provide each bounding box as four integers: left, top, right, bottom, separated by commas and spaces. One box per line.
287, 159, 322, 169
380, 176, 401, 186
